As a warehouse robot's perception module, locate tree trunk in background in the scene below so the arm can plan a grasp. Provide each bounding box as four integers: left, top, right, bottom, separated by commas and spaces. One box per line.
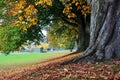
76, 15, 90, 52
62, 0, 120, 64
76, 24, 86, 52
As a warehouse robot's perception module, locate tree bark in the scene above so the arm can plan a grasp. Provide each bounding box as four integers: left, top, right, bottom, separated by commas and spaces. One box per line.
86, 0, 120, 60
61, 0, 120, 64
76, 24, 86, 52
75, 15, 90, 52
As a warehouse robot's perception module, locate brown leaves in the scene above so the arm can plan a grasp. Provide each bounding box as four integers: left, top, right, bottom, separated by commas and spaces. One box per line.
0, 58, 120, 80
27, 60, 120, 80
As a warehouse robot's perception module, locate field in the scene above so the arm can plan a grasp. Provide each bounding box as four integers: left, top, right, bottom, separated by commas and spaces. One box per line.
0, 52, 120, 80
0, 51, 69, 68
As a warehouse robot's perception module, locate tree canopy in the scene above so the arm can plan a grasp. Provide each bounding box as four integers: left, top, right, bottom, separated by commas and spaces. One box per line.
0, 0, 91, 54
47, 19, 77, 49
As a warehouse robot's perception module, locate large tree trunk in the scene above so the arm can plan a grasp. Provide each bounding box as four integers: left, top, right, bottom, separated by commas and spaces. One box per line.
86, 0, 120, 60
62, 0, 120, 64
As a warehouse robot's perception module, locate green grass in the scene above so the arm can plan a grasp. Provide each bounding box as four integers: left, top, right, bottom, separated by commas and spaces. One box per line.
0, 51, 68, 68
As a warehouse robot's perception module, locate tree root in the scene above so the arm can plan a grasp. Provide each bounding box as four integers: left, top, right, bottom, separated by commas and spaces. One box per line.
61, 46, 96, 65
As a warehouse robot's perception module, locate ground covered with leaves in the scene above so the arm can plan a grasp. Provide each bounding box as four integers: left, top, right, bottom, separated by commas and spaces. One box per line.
0, 53, 120, 80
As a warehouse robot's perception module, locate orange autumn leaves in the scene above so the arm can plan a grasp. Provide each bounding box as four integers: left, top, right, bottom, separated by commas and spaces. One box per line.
35, 0, 91, 19
63, 0, 91, 18
35, 0, 90, 18
7, 0, 90, 30
35, 0, 52, 7
7, 0, 38, 30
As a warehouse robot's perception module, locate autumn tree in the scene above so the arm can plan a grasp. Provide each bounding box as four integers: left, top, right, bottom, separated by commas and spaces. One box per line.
0, 0, 53, 54
5, 0, 38, 30
35, 0, 91, 52
65, 0, 90, 51
0, 0, 91, 54
0, 0, 44, 54
47, 20, 77, 49
55, 0, 91, 52
62, 0, 120, 64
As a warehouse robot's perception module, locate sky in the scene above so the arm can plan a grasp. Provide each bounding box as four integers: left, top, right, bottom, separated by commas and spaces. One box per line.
42, 30, 47, 36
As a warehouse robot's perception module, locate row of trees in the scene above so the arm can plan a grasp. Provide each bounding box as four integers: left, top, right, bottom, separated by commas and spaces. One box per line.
0, 0, 90, 53
0, 0, 120, 62
47, 19, 77, 49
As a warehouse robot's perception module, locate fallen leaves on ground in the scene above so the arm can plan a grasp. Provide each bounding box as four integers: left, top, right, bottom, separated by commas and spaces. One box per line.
0, 53, 120, 80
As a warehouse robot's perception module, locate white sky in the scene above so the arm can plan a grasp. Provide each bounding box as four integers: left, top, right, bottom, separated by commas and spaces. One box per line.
42, 30, 47, 36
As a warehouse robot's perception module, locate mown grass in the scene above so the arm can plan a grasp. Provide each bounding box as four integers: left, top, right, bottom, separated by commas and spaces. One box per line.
0, 51, 68, 68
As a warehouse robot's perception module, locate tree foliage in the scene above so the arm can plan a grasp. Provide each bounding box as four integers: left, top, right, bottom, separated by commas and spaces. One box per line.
0, 0, 91, 54
0, 0, 44, 54
0, 26, 21, 54
6, 0, 38, 30
63, 0, 90, 18
5, 0, 90, 30
47, 20, 77, 49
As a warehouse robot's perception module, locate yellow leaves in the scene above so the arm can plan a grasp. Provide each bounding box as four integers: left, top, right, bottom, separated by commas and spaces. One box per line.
18, 16, 23, 21
75, 2, 79, 6
68, 13, 76, 18
7, 0, 38, 30
74, 0, 91, 15
81, 5, 91, 15
35, 0, 52, 7
22, 26, 27, 31
46, 0, 52, 6
63, 4, 71, 14
24, 4, 38, 28
63, 0, 91, 18
21, 21, 25, 24
72, 0, 84, 7
38, 43, 49, 49
18, 10, 23, 14
6, 0, 91, 31
58, 43, 64, 48
24, 5, 38, 16
63, 4, 76, 18
19, 0, 26, 5
16, 0, 26, 9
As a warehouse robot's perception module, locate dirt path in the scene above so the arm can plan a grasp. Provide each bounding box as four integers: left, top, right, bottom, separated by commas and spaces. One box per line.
0, 52, 81, 79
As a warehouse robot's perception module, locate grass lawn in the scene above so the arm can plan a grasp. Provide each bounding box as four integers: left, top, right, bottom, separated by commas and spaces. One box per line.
0, 51, 69, 68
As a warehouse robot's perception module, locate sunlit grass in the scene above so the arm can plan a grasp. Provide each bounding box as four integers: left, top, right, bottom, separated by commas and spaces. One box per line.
0, 51, 68, 68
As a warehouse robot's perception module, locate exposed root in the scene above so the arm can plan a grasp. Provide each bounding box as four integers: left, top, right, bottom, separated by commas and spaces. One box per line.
61, 46, 97, 65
